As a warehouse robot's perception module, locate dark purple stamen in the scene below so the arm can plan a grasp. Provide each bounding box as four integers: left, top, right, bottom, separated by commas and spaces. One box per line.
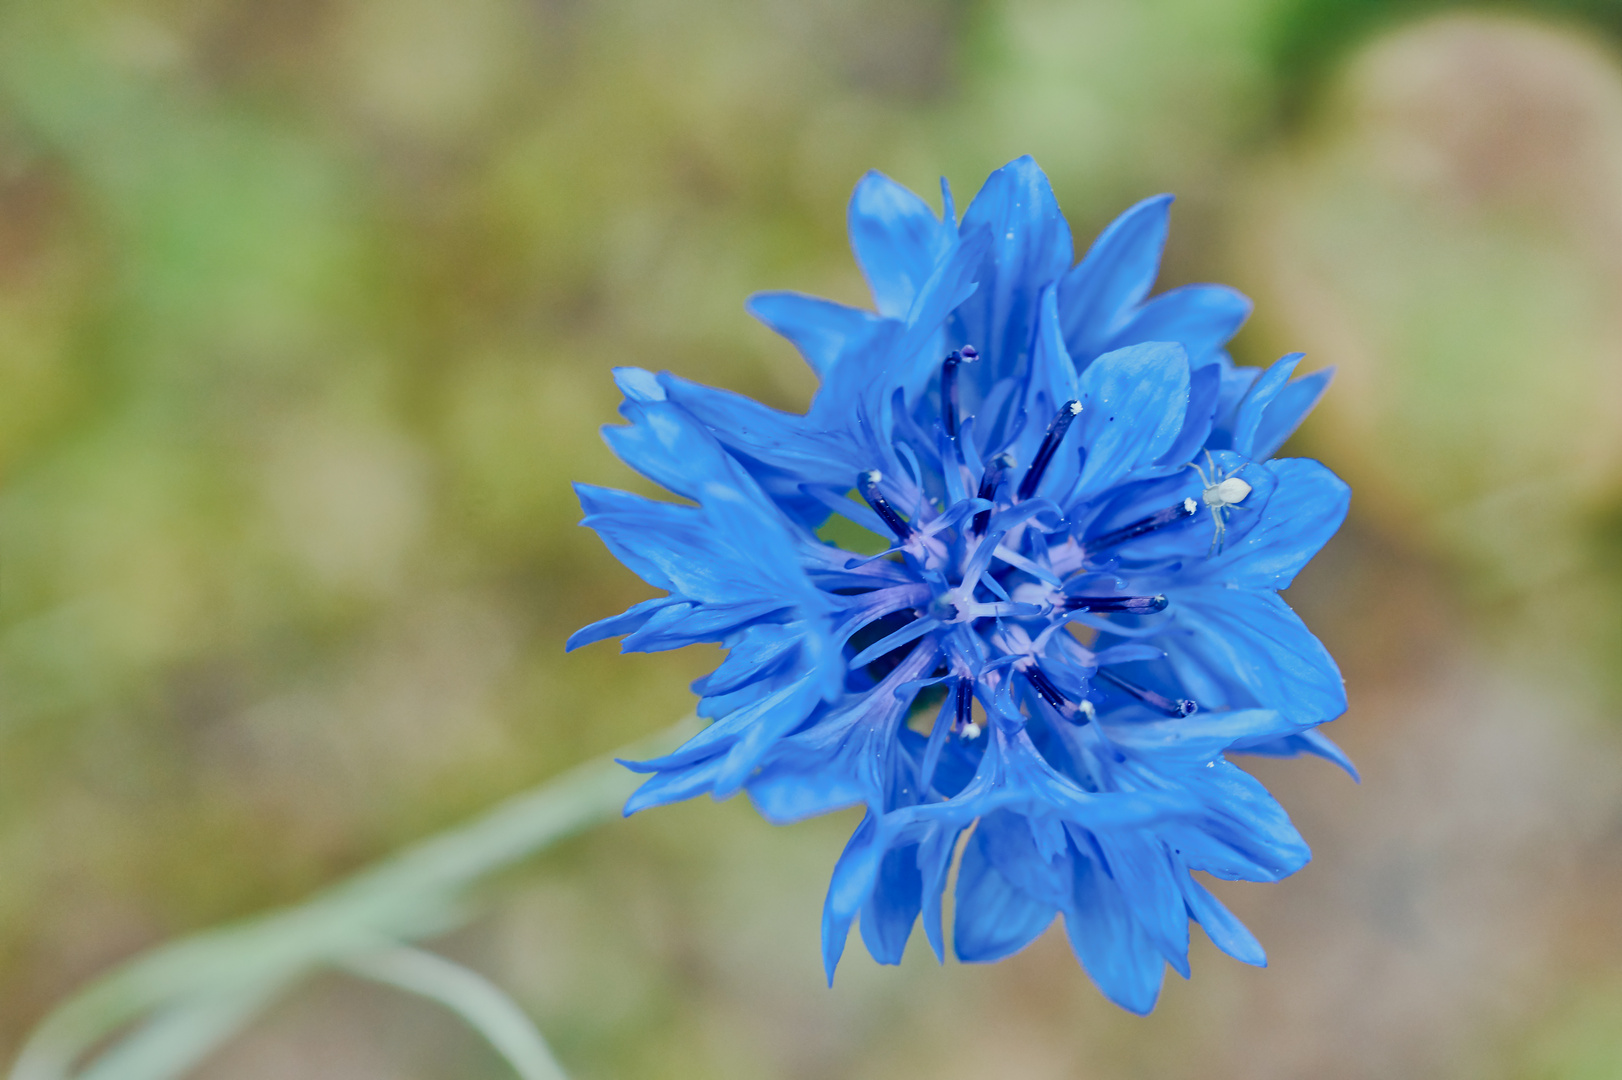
858, 470, 912, 540
972, 451, 1016, 534
1016, 400, 1082, 500
1085, 497, 1198, 553
940, 345, 978, 439
1025, 664, 1068, 709
1063, 594, 1168, 614
1098, 669, 1198, 717
955, 676, 974, 730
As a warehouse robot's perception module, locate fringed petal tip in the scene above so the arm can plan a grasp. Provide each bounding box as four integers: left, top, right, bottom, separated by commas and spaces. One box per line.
611, 366, 666, 403
820, 918, 848, 988
1292, 726, 1359, 782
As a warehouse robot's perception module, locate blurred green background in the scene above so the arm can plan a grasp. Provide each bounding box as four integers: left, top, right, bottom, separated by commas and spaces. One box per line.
3, 0, 1622, 1076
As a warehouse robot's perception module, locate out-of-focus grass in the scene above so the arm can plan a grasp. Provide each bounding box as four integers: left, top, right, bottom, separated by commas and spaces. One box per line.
1266, 0, 1622, 124
1510, 977, 1622, 1080
2, 0, 1622, 1077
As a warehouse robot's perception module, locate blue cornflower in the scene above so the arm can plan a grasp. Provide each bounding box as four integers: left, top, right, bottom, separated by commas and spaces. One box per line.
570, 157, 1351, 1013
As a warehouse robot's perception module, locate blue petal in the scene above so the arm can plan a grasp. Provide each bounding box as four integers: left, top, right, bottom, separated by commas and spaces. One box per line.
1204, 356, 1262, 451
953, 827, 1058, 962
1000, 285, 1087, 498
749, 646, 939, 823
695, 671, 785, 720
575, 484, 682, 591
566, 596, 682, 652
1152, 361, 1223, 469
1161, 587, 1347, 725
603, 397, 765, 505
975, 808, 1073, 908
1249, 367, 1335, 460
712, 673, 826, 797
822, 813, 888, 982
747, 755, 866, 823
742, 290, 882, 377
1232, 726, 1360, 781
1062, 853, 1167, 1014
1090, 831, 1190, 975
612, 366, 665, 402
848, 171, 955, 319
577, 485, 796, 608
1172, 761, 1312, 880
746, 291, 885, 378
1294, 727, 1357, 779
636, 672, 819, 775
623, 754, 731, 815
814, 227, 990, 466
891, 224, 990, 363
1059, 194, 1172, 360
1102, 707, 1300, 766
1230, 352, 1303, 459
735, 454, 840, 530
860, 841, 924, 965
917, 821, 967, 961
620, 601, 788, 652
1071, 342, 1191, 498
658, 373, 852, 491
1180, 873, 1266, 967
692, 622, 802, 696
1025, 284, 1081, 411
669, 233, 992, 504
953, 157, 1074, 381
1107, 284, 1251, 367
1199, 458, 1351, 590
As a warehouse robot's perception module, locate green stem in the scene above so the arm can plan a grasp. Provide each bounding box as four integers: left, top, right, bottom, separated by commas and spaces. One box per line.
341, 946, 570, 1080
10, 715, 699, 1080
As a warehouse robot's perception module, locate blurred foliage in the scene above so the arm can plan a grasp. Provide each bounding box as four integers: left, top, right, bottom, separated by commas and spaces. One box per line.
1267, 0, 1622, 123
1, 0, 1621, 1077
1511, 977, 1622, 1080
1241, 13, 1622, 682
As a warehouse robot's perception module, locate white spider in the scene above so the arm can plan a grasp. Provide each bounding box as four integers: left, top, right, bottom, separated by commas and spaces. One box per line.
1189, 451, 1253, 552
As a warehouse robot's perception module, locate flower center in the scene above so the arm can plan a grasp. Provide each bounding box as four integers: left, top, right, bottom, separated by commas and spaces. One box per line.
831, 347, 1207, 739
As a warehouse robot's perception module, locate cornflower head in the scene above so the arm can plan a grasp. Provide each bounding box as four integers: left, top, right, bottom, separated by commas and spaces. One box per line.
569, 157, 1352, 1013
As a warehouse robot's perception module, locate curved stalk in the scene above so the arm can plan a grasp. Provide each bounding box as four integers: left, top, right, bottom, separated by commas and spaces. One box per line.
10, 716, 700, 1080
